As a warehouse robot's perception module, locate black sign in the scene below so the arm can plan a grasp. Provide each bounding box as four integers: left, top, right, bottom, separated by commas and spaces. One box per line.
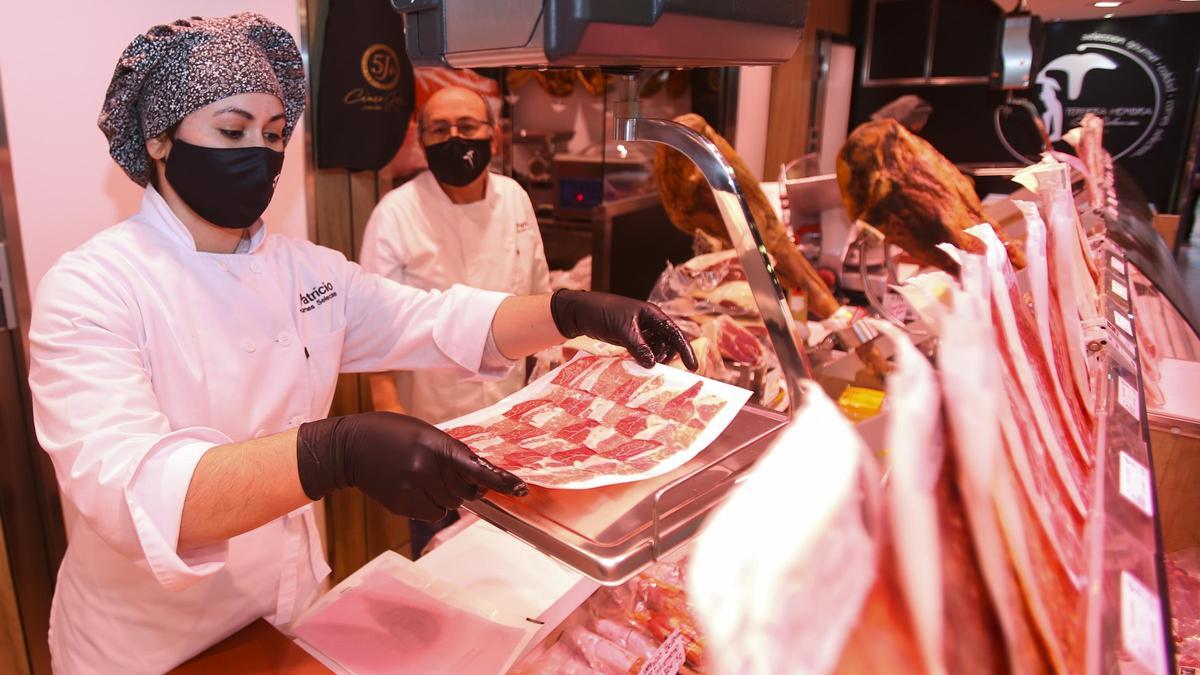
1020, 15, 1200, 209
316, 0, 416, 170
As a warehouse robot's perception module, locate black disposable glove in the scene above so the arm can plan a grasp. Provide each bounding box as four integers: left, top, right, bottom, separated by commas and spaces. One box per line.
296, 412, 528, 521
550, 289, 698, 371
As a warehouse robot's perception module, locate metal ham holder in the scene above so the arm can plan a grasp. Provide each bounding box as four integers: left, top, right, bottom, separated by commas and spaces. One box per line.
393, 0, 809, 583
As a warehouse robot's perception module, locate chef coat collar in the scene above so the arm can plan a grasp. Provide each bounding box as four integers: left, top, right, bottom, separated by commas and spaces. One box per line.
417, 169, 498, 210
141, 185, 266, 255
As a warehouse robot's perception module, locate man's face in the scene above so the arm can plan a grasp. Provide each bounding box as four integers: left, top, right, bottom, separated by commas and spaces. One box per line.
419, 89, 494, 149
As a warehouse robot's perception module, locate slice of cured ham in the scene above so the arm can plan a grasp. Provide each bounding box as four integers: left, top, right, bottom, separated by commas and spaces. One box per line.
702, 314, 764, 367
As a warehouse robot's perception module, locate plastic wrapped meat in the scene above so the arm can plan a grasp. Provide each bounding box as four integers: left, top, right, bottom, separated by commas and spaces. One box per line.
943, 254, 1084, 674
702, 314, 764, 367
1167, 548, 1200, 668
967, 225, 1092, 542
870, 318, 1009, 675
861, 320, 948, 674
654, 113, 840, 319
695, 280, 757, 317
689, 381, 887, 675
938, 263, 1056, 675
1012, 202, 1095, 442
509, 561, 702, 675
680, 249, 745, 285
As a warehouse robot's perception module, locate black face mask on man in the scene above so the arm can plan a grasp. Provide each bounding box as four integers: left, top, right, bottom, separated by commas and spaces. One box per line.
164, 138, 285, 229
423, 137, 491, 187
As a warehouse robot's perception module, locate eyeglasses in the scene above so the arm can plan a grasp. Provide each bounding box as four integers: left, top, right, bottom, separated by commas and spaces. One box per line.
421, 117, 492, 144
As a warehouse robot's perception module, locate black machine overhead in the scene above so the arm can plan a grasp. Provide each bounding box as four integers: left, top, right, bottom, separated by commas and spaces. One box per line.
390, 0, 807, 68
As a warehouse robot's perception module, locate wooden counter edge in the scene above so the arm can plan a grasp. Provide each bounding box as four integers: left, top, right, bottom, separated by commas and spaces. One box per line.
168, 619, 331, 674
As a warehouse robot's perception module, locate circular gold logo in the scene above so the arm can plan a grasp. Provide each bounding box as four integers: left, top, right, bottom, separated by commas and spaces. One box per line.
360, 44, 401, 91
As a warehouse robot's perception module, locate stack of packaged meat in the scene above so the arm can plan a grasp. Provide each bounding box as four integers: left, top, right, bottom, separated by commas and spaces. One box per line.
1168, 548, 1200, 670
646, 249, 790, 408
680, 156, 1105, 674
509, 560, 705, 674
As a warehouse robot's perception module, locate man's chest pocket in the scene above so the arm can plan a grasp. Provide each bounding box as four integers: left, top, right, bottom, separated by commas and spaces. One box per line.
302, 324, 347, 390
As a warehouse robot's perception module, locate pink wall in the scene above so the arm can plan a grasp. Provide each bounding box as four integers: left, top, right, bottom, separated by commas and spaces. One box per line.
0, 2, 310, 293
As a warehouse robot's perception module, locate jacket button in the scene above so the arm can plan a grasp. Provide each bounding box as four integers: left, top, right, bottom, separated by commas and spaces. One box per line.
242, 339, 256, 353
289, 415, 304, 426
278, 332, 292, 346
250, 261, 264, 274
254, 429, 267, 439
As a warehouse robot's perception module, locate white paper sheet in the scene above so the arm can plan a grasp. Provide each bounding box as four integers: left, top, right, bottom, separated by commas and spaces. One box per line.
293, 553, 538, 675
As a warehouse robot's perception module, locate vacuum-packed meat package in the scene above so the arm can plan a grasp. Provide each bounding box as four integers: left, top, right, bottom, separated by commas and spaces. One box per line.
942, 253, 1085, 674
689, 381, 885, 675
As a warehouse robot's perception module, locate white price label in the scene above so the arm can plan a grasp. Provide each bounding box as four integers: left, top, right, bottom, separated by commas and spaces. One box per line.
638, 629, 686, 675
1110, 255, 1125, 273
1118, 377, 1140, 418
1119, 452, 1154, 517
1113, 312, 1133, 336
1121, 571, 1167, 673
1111, 279, 1129, 301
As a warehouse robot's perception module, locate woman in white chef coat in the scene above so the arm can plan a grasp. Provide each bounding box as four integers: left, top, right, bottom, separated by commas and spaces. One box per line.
27, 14, 695, 673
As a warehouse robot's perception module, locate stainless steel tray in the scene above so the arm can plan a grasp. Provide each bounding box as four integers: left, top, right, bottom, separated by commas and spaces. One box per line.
465, 404, 789, 585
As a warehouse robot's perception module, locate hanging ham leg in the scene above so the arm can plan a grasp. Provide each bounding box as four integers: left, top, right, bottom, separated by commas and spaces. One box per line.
654, 113, 841, 319
837, 119, 1026, 275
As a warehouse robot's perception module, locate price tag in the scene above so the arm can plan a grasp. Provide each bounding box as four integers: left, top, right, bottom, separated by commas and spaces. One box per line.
1119, 452, 1154, 517
1121, 571, 1167, 673
1111, 279, 1129, 301
1113, 311, 1133, 336
1110, 255, 1125, 273
1117, 377, 1140, 418
638, 629, 686, 675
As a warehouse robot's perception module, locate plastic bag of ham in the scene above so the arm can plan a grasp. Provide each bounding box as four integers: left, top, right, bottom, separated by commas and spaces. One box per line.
688, 381, 888, 675
940, 252, 1087, 674
439, 354, 751, 490
509, 560, 705, 675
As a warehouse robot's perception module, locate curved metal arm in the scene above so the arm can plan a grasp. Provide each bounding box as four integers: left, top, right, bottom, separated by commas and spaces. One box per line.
854, 226, 905, 327
613, 112, 812, 412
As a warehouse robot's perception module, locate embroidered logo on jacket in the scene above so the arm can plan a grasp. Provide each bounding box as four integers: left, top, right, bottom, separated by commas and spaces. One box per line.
299, 282, 337, 313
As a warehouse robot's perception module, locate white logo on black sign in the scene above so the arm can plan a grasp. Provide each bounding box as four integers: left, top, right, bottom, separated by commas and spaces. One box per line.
1027, 32, 1178, 160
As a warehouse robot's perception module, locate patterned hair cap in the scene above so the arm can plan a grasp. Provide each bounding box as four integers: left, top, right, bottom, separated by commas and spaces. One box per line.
99, 13, 306, 186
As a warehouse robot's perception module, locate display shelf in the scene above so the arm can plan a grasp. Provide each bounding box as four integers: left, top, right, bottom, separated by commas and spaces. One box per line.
1087, 243, 1175, 675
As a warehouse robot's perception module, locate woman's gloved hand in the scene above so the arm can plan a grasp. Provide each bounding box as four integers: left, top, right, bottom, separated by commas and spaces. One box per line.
550, 290, 698, 371
296, 412, 528, 521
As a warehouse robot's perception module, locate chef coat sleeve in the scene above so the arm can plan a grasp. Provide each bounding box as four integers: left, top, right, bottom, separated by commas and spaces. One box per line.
28, 260, 232, 591
339, 256, 512, 380
358, 195, 406, 283
522, 192, 552, 294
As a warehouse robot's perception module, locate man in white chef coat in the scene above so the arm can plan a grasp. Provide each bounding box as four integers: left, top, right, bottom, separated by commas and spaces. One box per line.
28, 14, 695, 673
360, 86, 551, 425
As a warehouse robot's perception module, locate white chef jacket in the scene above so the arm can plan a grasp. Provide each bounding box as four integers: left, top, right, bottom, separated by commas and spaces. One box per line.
360, 170, 551, 423
28, 186, 512, 674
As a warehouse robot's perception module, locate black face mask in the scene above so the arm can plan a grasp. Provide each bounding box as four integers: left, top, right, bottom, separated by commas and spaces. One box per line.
423, 137, 491, 187
164, 139, 285, 229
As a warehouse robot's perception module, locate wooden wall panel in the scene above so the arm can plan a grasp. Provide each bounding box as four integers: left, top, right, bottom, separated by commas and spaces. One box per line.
761, 0, 854, 178
1149, 427, 1200, 554
0, 513, 31, 675
306, 0, 411, 580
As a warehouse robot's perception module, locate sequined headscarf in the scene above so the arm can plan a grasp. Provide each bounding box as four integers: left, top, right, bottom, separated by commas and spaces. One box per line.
98, 13, 306, 186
